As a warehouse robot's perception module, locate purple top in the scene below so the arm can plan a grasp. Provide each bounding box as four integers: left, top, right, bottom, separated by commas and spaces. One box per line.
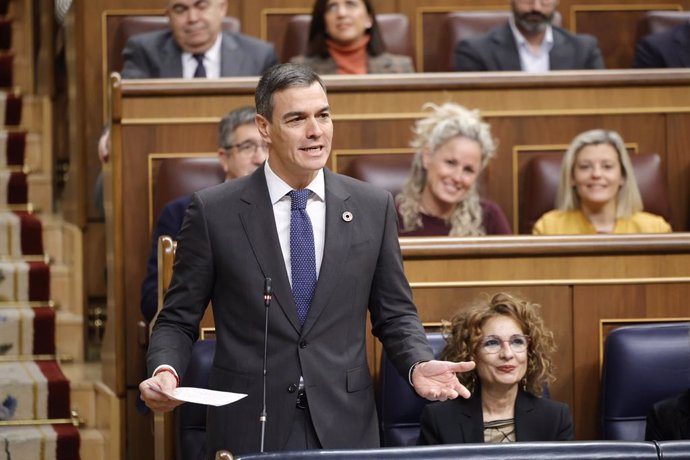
397, 199, 512, 236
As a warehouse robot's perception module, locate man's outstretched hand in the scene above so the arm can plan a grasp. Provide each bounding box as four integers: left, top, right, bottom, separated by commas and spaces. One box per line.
411, 360, 475, 401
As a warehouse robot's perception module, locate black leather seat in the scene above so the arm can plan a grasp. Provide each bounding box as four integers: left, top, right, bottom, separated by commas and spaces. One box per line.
600, 322, 690, 440
177, 338, 216, 460
377, 332, 445, 447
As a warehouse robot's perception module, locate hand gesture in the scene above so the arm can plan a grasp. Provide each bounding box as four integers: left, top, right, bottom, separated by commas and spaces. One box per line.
139, 371, 184, 413
411, 360, 475, 401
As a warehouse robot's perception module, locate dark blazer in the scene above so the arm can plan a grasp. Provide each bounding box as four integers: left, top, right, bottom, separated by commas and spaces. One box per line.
454, 23, 604, 71
418, 389, 574, 444
645, 389, 690, 441
634, 22, 690, 68
140, 195, 191, 323
147, 166, 433, 457
290, 52, 414, 74
120, 29, 277, 78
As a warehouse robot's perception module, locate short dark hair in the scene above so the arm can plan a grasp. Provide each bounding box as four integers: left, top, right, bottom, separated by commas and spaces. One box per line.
218, 106, 256, 148
255, 63, 326, 122
306, 0, 386, 58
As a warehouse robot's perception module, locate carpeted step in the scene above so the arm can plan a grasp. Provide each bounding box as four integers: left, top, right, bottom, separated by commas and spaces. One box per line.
0, 306, 55, 356
0, 360, 70, 420
0, 130, 25, 167
0, 424, 80, 459
0, 260, 50, 302
0, 90, 20, 124
0, 211, 45, 256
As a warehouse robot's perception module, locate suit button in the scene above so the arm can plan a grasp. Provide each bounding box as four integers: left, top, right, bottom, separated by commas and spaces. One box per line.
299, 340, 308, 349
287, 384, 297, 393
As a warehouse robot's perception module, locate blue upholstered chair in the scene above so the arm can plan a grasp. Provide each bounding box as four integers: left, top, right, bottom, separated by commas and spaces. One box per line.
600, 322, 690, 440
377, 332, 446, 447
176, 338, 216, 460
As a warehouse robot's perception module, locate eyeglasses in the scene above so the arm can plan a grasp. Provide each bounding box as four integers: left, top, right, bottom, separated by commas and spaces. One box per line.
481, 334, 530, 354
225, 140, 269, 157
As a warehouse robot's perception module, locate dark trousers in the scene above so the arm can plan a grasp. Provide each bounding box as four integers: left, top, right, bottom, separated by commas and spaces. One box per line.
283, 390, 321, 451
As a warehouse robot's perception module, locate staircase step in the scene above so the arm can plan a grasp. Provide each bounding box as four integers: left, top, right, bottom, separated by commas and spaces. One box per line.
27, 172, 50, 212
79, 427, 106, 460
55, 310, 84, 362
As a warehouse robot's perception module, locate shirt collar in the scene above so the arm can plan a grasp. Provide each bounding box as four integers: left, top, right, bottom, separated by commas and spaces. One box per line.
508, 17, 554, 50
181, 33, 222, 67
264, 161, 325, 205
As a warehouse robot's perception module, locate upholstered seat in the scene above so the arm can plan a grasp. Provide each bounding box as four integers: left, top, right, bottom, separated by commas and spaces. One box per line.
177, 338, 216, 460
281, 14, 413, 64
520, 152, 671, 234
378, 332, 445, 447
600, 322, 690, 440
153, 157, 225, 224
342, 155, 413, 197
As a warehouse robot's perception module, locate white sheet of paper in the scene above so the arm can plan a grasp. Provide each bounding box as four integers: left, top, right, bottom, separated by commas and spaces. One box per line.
153, 386, 247, 406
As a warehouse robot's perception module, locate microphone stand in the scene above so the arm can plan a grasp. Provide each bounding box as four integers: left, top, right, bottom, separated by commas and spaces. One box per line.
259, 277, 272, 453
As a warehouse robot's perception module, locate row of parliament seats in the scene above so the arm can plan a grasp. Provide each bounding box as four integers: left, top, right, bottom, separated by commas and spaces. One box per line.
104, 10, 690, 76
150, 151, 672, 236
163, 323, 690, 457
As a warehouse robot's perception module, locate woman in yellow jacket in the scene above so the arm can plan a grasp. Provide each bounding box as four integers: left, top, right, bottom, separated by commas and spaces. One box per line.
533, 129, 671, 235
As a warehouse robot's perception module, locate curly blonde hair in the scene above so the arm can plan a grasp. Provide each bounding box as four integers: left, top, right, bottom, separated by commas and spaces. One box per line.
396, 103, 497, 236
440, 292, 557, 396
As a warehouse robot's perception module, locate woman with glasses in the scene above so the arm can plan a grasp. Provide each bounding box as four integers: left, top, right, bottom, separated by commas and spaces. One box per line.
418, 292, 573, 444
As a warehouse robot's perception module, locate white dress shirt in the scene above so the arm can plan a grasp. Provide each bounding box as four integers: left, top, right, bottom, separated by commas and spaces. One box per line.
181, 34, 222, 79
264, 161, 326, 286
509, 18, 554, 73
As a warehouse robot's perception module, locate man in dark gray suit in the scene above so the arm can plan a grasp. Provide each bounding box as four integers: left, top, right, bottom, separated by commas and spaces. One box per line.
121, 0, 277, 79
634, 21, 690, 68
454, 0, 604, 72
139, 63, 475, 458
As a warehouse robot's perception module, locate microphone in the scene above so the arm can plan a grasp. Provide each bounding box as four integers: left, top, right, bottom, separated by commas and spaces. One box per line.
259, 277, 272, 452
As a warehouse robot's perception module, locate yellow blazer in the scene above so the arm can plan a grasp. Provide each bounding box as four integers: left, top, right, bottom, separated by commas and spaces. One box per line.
533, 209, 672, 235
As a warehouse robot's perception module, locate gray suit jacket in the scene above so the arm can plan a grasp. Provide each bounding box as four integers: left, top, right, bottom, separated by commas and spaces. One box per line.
290, 52, 414, 74
454, 23, 604, 71
147, 166, 433, 456
418, 389, 574, 444
120, 29, 277, 78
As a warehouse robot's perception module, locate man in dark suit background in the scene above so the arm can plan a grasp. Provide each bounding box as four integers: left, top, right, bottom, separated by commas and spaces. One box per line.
140, 106, 267, 323
139, 63, 475, 458
634, 21, 690, 68
454, 0, 604, 72
97, 0, 277, 165
121, 0, 277, 79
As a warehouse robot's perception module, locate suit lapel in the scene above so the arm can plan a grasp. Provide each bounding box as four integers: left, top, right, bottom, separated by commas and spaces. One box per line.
239, 168, 301, 333
514, 390, 536, 441
493, 25, 521, 70
220, 32, 245, 77
456, 392, 484, 443
674, 24, 690, 67
549, 28, 570, 70
160, 34, 184, 78
300, 170, 352, 337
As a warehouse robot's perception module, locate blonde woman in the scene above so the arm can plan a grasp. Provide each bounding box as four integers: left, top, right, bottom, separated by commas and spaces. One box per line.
533, 129, 671, 234
396, 103, 510, 236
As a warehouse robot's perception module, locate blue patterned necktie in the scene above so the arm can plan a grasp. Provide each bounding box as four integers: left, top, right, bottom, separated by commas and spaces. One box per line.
192, 53, 206, 78
289, 189, 316, 326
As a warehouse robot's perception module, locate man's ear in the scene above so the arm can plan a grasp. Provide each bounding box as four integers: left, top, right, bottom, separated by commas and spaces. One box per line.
217, 148, 230, 174
256, 114, 271, 140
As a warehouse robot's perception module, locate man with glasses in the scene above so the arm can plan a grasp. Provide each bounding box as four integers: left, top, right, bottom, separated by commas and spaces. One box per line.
454, 0, 604, 71
140, 106, 268, 323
